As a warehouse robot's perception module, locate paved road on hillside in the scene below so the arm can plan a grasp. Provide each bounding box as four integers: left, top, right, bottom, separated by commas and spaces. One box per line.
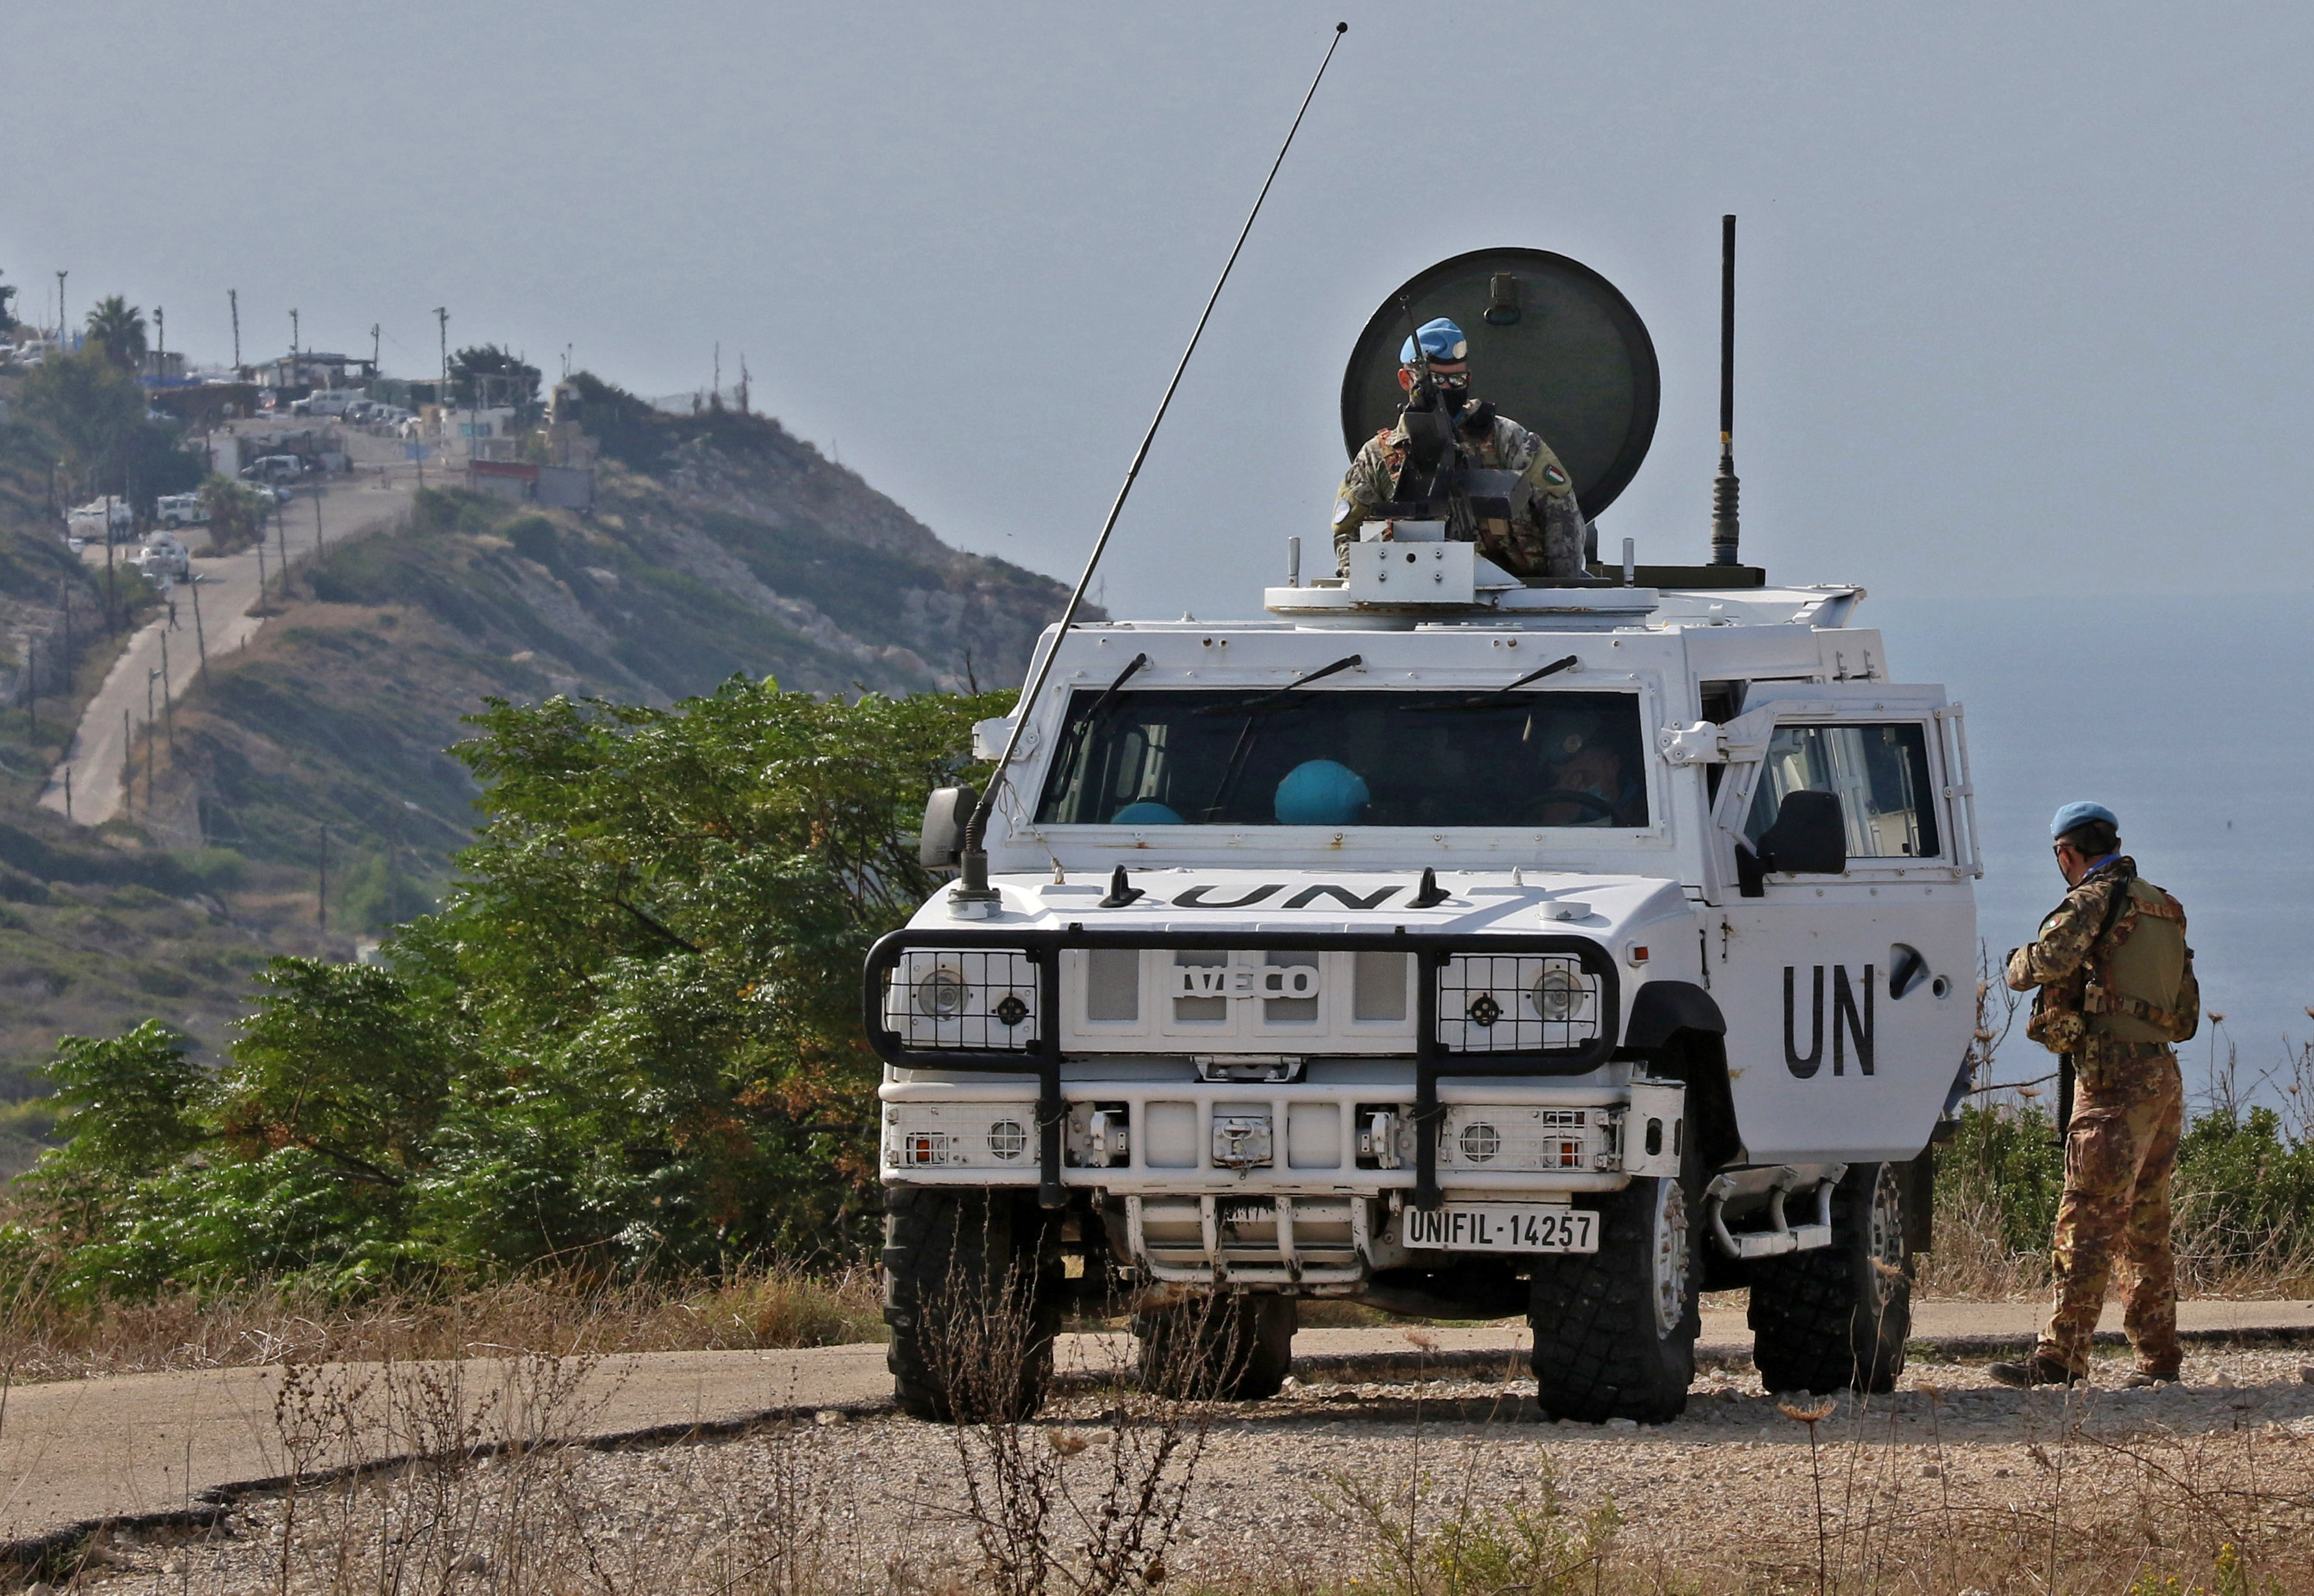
37, 430, 429, 830
3, 1301, 2309, 1554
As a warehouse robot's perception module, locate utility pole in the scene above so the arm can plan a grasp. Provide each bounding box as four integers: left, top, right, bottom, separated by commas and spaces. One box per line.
190, 574, 207, 676
371, 322, 380, 374
313, 485, 324, 558
255, 539, 267, 608
63, 766, 72, 823
160, 634, 173, 756
434, 307, 448, 392
275, 500, 289, 603
154, 306, 164, 378
146, 667, 157, 810
229, 288, 240, 369
55, 271, 66, 348
290, 308, 299, 367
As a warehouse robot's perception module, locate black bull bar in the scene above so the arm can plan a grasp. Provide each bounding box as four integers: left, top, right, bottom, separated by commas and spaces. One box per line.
863, 927, 1622, 1209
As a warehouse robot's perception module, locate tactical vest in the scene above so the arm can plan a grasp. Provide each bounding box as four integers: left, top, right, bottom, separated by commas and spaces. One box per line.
2027, 874, 2199, 1051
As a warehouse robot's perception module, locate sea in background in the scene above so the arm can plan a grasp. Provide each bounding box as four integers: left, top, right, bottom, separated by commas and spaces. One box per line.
1861, 591, 2312, 1111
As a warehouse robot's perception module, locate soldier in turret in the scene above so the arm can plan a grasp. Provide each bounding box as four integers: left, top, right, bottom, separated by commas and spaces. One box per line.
1329, 317, 1588, 581
1991, 802, 2200, 1389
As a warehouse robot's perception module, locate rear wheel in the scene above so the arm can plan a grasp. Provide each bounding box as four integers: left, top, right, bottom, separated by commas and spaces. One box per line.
1748, 1163, 1912, 1394
1528, 1171, 1702, 1424
883, 1187, 1063, 1422
1134, 1293, 1296, 1400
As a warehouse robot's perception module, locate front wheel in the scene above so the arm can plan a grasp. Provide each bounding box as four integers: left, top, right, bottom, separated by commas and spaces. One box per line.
1528, 1172, 1701, 1424
883, 1187, 1063, 1422
1748, 1163, 1913, 1394
1134, 1293, 1296, 1400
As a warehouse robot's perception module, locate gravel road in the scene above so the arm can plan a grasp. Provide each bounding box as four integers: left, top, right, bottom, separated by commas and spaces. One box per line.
58, 1343, 2314, 1595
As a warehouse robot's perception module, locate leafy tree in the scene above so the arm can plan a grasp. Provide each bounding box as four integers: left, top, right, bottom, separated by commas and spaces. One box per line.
19, 347, 144, 485
447, 344, 541, 409
84, 294, 147, 370
198, 474, 271, 553
0, 268, 17, 335
10, 680, 1008, 1294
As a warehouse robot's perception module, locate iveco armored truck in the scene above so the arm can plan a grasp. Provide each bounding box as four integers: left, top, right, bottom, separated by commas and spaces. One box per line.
870, 244, 1979, 1424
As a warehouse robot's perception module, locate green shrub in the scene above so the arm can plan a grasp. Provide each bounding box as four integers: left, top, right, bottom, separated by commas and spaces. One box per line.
11, 680, 1006, 1296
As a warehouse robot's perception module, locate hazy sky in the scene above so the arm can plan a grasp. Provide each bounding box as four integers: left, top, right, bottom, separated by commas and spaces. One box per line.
8, 3, 2313, 618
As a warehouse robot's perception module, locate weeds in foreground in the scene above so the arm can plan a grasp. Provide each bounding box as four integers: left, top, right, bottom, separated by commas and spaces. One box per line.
1326, 1445, 1621, 1596
920, 1241, 1220, 1596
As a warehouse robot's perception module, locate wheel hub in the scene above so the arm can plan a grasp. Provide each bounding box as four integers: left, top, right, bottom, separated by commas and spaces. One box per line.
1864, 1165, 1906, 1310
1651, 1179, 1691, 1338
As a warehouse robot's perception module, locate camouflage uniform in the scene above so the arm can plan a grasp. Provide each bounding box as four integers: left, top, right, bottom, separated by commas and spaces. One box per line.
2005, 858, 2194, 1378
1330, 411, 1586, 580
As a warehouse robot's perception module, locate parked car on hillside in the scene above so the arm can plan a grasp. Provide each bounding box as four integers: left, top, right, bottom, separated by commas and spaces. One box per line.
157, 493, 210, 527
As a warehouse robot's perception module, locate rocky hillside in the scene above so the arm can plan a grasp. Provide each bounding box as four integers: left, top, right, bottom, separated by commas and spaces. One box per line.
0, 376, 1076, 1085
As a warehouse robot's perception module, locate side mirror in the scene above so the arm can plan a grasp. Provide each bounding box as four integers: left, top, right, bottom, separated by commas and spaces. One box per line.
918, 786, 977, 870
1757, 788, 1847, 875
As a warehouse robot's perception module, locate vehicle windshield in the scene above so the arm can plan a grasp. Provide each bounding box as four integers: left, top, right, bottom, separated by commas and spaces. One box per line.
1034, 689, 1649, 829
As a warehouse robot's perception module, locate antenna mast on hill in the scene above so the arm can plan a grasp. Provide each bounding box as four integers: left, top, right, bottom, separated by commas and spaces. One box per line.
229, 288, 240, 370
951, 21, 1351, 910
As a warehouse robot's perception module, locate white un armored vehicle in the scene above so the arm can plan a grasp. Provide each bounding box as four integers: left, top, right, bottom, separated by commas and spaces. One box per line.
872, 241, 1980, 1424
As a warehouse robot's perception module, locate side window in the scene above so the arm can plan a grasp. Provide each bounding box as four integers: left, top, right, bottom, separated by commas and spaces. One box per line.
1744, 723, 1942, 860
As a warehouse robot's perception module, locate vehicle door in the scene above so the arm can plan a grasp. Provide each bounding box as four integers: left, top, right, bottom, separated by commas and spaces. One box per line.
1702, 685, 1981, 1165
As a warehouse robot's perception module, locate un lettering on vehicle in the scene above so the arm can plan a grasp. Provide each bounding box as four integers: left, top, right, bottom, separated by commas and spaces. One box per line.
1784, 964, 1873, 1077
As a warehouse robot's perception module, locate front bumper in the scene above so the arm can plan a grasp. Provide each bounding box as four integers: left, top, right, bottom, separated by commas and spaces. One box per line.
864, 925, 1623, 1207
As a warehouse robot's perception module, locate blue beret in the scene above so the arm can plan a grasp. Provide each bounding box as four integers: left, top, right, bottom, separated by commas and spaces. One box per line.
1399, 317, 1469, 365
2050, 801, 2118, 840
1275, 760, 1370, 826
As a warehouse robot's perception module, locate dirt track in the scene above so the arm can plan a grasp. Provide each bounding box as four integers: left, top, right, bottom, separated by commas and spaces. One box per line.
47, 1340, 2314, 1593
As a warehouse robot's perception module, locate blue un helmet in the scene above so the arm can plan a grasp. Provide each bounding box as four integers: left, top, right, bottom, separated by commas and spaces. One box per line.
1275, 760, 1370, 826
2049, 801, 2119, 840
1399, 317, 1469, 365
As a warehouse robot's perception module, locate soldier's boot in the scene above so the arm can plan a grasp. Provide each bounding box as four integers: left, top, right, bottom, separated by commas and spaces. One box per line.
2122, 1364, 2183, 1389
1988, 1353, 2081, 1389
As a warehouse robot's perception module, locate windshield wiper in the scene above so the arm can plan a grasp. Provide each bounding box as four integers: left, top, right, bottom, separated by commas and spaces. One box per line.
1050, 652, 1149, 808
1410, 653, 1580, 713
1193, 652, 1363, 715
1082, 652, 1149, 722
1197, 652, 1363, 818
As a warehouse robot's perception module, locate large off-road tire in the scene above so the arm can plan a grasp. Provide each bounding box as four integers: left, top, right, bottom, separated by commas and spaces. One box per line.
883, 1186, 1063, 1422
1134, 1293, 1296, 1400
1528, 1170, 1703, 1424
1748, 1162, 1913, 1395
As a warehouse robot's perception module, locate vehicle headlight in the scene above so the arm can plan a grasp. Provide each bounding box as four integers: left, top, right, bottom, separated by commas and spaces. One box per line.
915, 966, 970, 1019
1531, 968, 1581, 1022
885, 949, 1039, 1049
1437, 953, 1601, 1052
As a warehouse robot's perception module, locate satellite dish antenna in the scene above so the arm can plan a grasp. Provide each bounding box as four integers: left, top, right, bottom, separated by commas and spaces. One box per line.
1340, 248, 1660, 519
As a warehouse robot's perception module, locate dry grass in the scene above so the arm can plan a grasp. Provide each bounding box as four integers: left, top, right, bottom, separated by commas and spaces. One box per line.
0, 1261, 885, 1384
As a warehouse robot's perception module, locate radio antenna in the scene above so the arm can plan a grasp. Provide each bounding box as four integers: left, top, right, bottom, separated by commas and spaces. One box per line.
952, 21, 1350, 907
1710, 213, 1741, 566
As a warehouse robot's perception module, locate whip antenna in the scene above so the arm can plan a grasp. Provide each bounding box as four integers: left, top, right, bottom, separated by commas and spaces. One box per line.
1710, 213, 1741, 566
952, 21, 1350, 906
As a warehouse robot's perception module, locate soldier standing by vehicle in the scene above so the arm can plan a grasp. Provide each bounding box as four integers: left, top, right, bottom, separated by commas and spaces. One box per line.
1991, 802, 2199, 1389
1329, 317, 1588, 580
